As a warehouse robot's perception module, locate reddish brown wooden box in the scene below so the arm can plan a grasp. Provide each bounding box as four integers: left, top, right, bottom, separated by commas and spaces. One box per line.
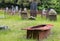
22, 24, 53, 40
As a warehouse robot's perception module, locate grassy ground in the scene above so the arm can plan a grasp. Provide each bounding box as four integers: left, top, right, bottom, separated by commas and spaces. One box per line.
0, 10, 60, 41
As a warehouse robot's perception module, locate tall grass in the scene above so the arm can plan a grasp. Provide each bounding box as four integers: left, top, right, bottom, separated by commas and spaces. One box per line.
0, 10, 60, 41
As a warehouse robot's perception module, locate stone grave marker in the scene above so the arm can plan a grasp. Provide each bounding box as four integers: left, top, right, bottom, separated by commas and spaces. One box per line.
15, 6, 18, 13
42, 8, 47, 18
11, 5, 15, 15
30, 0, 37, 20
48, 9, 57, 21
21, 10, 28, 20
5, 7, 9, 14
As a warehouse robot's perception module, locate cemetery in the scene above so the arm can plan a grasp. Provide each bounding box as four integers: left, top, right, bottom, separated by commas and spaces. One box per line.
0, 0, 60, 41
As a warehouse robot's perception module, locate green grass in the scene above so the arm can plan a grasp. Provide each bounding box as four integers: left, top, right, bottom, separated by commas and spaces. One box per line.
0, 10, 60, 41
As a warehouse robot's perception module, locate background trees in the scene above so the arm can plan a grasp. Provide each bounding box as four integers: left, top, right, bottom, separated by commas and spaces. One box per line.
0, 0, 60, 13
38, 0, 60, 13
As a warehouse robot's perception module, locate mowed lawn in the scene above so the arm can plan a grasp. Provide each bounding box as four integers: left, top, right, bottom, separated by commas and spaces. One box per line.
0, 10, 60, 41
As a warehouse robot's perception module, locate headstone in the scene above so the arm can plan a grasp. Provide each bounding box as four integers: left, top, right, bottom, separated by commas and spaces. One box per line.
30, 1, 37, 18
48, 9, 57, 21
5, 7, 8, 13
24, 8, 27, 12
20, 3, 28, 19
15, 6, 18, 13
21, 11, 28, 19
41, 8, 47, 17
11, 5, 15, 15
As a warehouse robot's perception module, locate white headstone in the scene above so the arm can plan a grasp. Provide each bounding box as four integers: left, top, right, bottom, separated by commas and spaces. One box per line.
5, 7, 8, 13
42, 8, 47, 15
15, 6, 18, 12
49, 9, 57, 15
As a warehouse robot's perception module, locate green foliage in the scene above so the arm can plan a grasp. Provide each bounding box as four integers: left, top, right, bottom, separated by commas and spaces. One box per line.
37, 0, 60, 13
0, 0, 60, 13
38, 6, 44, 10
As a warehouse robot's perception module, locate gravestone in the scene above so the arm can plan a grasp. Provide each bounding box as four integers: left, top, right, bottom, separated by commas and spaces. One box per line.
5, 7, 9, 13
20, 3, 28, 19
19, 3, 28, 19
48, 9, 57, 21
42, 8, 47, 18
15, 6, 18, 13
30, 0, 37, 19
21, 11, 28, 19
11, 5, 15, 15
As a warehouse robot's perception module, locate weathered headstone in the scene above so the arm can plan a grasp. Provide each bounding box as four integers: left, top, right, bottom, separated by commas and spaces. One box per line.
15, 6, 18, 13
5, 7, 9, 13
48, 9, 57, 21
20, 3, 28, 19
21, 11, 28, 19
42, 8, 47, 18
11, 5, 15, 15
30, 0, 37, 19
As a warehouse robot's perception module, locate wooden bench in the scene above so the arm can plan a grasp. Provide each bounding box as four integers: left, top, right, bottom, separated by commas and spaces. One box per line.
22, 24, 53, 40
